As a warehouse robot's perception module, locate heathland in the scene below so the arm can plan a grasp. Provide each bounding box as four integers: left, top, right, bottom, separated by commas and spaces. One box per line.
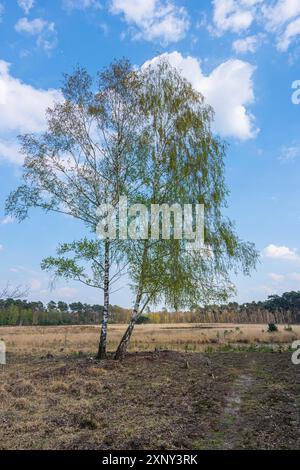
1, 323, 300, 450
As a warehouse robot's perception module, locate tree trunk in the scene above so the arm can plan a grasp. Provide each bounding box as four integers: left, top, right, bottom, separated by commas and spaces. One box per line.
114, 294, 142, 360
96, 240, 110, 359
114, 242, 149, 360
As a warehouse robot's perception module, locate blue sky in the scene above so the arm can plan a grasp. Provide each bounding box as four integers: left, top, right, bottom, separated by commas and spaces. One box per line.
1, 0, 300, 307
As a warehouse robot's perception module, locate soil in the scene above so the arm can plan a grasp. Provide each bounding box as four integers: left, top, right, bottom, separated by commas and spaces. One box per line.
0, 351, 299, 450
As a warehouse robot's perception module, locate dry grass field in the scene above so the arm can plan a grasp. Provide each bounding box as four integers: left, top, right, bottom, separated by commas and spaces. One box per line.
1, 322, 300, 357
1, 323, 300, 450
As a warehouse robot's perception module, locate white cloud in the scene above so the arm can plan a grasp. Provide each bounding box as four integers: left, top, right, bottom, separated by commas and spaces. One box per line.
262, 0, 300, 31
110, 0, 189, 44
18, 0, 34, 15
211, 0, 300, 51
211, 0, 263, 35
0, 244, 3, 251
0, 60, 61, 165
261, 1, 300, 50
0, 140, 24, 165
1, 215, 15, 225
15, 17, 58, 51
277, 16, 300, 50
62, 0, 101, 10
15, 17, 46, 35
0, 61, 60, 133
144, 52, 257, 140
233, 33, 265, 53
263, 244, 300, 262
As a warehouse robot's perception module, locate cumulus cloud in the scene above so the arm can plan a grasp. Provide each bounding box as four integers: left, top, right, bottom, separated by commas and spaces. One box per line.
261, 0, 300, 50
262, 0, 300, 31
277, 16, 300, 51
0, 140, 23, 165
211, 0, 263, 35
15, 17, 58, 51
0, 60, 61, 165
110, 0, 189, 44
18, 0, 34, 15
233, 33, 265, 53
212, 0, 300, 52
0, 61, 60, 133
262, 244, 300, 262
15, 17, 46, 35
144, 52, 257, 140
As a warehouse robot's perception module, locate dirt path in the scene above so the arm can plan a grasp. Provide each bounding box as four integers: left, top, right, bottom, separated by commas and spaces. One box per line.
198, 353, 300, 450
221, 372, 254, 449
198, 356, 256, 450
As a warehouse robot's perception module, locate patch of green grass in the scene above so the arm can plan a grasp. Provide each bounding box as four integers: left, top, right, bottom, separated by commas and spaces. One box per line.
223, 413, 237, 425
208, 431, 225, 447
193, 431, 225, 450
204, 343, 292, 354
192, 439, 205, 450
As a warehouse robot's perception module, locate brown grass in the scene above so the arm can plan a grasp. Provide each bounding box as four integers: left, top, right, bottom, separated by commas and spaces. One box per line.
0, 323, 299, 357
1, 325, 300, 450
1, 351, 299, 449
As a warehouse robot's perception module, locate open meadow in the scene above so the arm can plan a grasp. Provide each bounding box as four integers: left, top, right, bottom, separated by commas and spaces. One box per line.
0, 323, 300, 450
1, 323, 300, 356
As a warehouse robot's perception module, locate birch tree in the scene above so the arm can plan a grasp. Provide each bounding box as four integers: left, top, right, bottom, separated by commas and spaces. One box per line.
5, 60, 142, 358
114, 59, 258, 359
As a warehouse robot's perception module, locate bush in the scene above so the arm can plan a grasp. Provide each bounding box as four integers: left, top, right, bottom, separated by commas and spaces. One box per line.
267, 323, 278, 332
136, 315, 150, 324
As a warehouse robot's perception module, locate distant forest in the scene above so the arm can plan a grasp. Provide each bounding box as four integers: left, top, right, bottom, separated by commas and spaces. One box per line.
1, 291, 300, 326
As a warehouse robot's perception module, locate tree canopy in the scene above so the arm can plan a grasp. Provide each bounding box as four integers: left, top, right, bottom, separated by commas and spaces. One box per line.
6, 57, 258, 358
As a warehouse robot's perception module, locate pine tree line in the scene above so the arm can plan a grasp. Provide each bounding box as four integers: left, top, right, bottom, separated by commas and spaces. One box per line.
1, 291, 300, 326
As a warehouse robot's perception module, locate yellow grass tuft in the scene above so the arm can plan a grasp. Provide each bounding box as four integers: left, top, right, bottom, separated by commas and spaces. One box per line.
86, 367, 108, 377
